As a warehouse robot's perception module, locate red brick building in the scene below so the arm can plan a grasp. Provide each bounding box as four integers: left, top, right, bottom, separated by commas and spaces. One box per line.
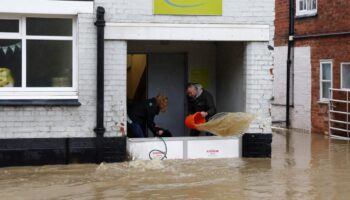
273, 0, 350, 135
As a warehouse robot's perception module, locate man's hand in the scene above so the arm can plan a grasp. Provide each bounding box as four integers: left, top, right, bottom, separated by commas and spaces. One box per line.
158, 130, 164, 136
200, 112, 208, 118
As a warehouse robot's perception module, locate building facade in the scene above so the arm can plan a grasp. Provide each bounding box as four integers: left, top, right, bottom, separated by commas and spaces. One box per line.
0, 0, 275, 165
273, 0, 350, 135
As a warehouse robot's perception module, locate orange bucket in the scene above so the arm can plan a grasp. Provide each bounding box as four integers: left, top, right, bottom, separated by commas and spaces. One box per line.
185, 112, 206, 129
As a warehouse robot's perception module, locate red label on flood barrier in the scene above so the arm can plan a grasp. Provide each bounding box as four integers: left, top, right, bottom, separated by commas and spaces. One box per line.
206, 149, 220, 156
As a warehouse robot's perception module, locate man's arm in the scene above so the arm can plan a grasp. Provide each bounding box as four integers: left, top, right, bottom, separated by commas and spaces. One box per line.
187, 97, 195, 114
205, 92, 216, 117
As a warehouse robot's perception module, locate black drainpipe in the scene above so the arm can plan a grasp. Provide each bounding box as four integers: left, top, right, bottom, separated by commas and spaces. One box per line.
94, 6, 106, 163
286, 0, 295, 129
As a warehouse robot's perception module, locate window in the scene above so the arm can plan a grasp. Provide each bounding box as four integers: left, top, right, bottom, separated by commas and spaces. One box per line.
320, 61, 332, 100
296, 0, 317, 17
341, 63, 350, 89
0, 16, 77, 99
0, 19, 19, 33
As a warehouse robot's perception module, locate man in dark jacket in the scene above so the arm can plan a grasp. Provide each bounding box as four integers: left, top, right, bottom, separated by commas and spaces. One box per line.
186, 83, 216, 136
127, 95, 171, 138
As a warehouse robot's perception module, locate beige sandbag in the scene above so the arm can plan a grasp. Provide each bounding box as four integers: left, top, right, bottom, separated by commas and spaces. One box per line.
196, 112, 256, 137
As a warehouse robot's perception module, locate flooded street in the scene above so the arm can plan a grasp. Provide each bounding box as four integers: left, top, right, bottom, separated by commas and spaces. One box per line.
1, 131, 350, 200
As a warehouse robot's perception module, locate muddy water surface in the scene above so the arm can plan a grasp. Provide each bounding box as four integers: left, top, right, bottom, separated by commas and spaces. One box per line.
1, 131, 350, 200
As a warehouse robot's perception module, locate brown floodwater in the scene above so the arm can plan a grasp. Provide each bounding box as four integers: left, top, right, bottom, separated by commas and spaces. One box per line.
0, 130, 350, 200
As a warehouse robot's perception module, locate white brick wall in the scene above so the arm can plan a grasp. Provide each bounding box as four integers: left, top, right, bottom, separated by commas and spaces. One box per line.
96, 0, 275, 42
245, 42, 274, 133
0, 0, 274, 138
104, 40, 127, 137
95, 0, 274, 24
0, 14, 98, 138
271, 46, 312, 131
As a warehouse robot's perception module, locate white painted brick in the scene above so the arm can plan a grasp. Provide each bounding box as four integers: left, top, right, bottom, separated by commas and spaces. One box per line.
272, 46, 311, 131
0, 0, 274, 138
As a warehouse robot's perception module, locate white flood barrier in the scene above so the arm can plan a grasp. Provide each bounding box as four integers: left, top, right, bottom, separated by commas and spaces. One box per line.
127, 136, 241, 160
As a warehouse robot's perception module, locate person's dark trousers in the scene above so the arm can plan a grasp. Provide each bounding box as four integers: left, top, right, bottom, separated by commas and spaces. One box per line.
161, 130, 172, 137
154, 127, 173, 137
190, 129, 201, 137
127, 122, 146, 138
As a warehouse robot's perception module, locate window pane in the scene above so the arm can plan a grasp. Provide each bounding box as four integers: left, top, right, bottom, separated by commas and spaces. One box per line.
0, 19, 19, 33
26, 18, 72, 36
307, 0, 311, 10
322, 82, 331, 99
299, 0, 304, 10
322, 63, 331, 81
312, 0, 317, 10
342, 64, 350, 89
27, 40, 72, 87
0, 39, 22, 87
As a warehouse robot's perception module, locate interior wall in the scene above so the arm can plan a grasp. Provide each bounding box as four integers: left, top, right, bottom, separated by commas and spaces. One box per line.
127, 54, 147, 100
128, 41, 217, 98
216, 42, 246, 112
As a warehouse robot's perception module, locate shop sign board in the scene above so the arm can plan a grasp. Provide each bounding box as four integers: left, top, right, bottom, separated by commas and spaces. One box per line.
154, 0, 222, 15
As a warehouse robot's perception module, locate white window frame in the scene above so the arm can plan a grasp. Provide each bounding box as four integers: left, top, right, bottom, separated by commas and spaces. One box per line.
0, 0, 93, 15
340, 62, 350, 90
0, 14, 78, 100
320, 60, 332, 101
296, 0, 317, 17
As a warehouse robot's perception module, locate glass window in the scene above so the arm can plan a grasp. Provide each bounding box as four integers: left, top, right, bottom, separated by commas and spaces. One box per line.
0, 39, 22, 87
320, 61, 332, 100
312, 0, 317, 10
0, 16, 76, 99
341, 64, 350, 89
299, 0, 305, 11
26, 18, 72, 36
322, 63, 331, 80
0, 19, 19, 33
322, 82, 331, 99
27, 40, 72, 87
297, 0, 317, 16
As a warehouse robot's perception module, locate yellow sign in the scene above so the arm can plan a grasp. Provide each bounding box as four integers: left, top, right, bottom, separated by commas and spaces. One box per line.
154, 0, 222, 15
190, 69, 209, 88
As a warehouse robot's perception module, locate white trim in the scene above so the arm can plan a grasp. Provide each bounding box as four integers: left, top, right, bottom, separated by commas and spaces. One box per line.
320, 60, 333, 101
25, 36, 73, 40
105, 23, 270, 42
0, 0, 93, 15
73, 17, 78, 92
22, 16, 26, 87
340, 62, 350, 90
0, 87, 77, 92
22, 38, 27, 88
0, 92, 78, 100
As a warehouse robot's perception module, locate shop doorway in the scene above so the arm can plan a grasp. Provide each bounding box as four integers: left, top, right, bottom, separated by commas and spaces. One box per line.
127, 41, 246, 138
127, 53, 187, 137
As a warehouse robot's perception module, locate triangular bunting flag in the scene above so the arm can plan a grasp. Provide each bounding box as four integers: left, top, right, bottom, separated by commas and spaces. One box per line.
2, 47, 8, 54
9, 45, 16, 53
16, 42, 21, 49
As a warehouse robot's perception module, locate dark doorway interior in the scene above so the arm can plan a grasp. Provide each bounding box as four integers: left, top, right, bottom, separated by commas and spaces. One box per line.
127, 53, 187, 137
